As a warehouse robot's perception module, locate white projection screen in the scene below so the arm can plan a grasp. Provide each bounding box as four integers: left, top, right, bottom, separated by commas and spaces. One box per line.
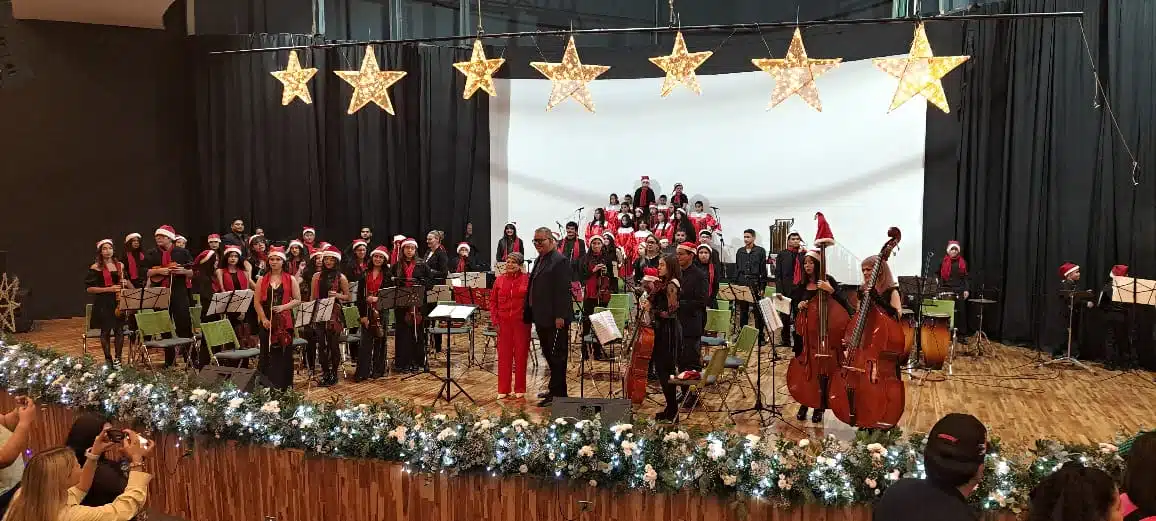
489, 57, 925, 280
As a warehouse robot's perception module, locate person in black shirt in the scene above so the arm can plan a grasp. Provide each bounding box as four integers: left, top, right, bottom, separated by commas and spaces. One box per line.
526, 228, 574, 407
873, 413, 987, 521
144, 225, 193, 367
940, 241, 972, 342
496, 222, 525, 264
191, 249, 218, 368
558, 221, 587, 278
675, 242, 708, 408
424, 231, 451, 354
222, 218, 249, 252
775, 232, 805, 348
696, 244, 720, 306
1054, 262, 1091, 357
734, 229, 768, 344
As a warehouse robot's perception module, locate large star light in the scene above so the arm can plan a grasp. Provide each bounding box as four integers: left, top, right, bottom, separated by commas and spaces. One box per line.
270, 50, 318, 106
452, 39, 506, 99
872, 23, 970, 113
751, 28, 841, 111
333, 46, 408, 115
648, 31, 713, 97
529, 37, 610, 113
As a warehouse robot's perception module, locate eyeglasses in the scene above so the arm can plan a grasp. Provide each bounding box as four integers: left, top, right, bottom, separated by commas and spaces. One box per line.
531, 238, 550, 244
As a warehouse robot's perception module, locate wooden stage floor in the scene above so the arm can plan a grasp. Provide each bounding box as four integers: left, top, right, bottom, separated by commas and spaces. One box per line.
16, 318, 1156, 449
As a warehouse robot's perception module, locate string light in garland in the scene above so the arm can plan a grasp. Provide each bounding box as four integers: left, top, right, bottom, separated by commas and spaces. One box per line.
333, 45, 408, 115
648, 31, 713, 97
269, 50, 318, 106
530, 36, 610, 113
872, 22, 969, 113
751, 28, 841, 111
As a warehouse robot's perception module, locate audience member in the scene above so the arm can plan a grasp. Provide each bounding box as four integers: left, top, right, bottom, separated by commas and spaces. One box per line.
1027, 462, 1122, 521
0, 397, 38, 516
1122, 432, 1156, 520
873, 413, 987, 521
63, 414, 129, 510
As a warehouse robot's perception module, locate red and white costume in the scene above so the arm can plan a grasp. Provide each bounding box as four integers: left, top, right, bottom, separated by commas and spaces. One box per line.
615, 226, 637, 278
688, 210, 720, 237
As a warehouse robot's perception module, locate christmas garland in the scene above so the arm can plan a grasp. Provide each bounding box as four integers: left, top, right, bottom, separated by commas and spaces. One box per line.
0, 340, 1139, 514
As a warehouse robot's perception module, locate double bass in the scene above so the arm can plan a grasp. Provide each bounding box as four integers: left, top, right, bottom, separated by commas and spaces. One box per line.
787, 245, 851, 413
625, 284, 655, 405
827, 228, 906, 429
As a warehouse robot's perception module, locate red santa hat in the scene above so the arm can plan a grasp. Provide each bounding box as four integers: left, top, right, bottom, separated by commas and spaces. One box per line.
504, 221, 517, 228
302, 226, 316, 235
248, 234, 263, 245
677, 242, 697, 254
641, 175, 650, 183
1111, 264, 1129, 277
392, 234, 405, 243
288, 239, 304, 250
696, 243, 713, 253
194, 249, 215, 265
805, 249, 822, 261
589, 235, 604, 245
352, 239, 368, 250
814, 212, 835, 247
267, 246, 287, 261
698, 229, 712, 238
174, 235, 187, 243
642, 267, 659, 282
124, 232, 141, 243
207, 234, 221, 242
1058, 262, 1079, 279
601, 231, 615, 241
95, 239, 113, 249
309, 246, 325, 259
323, 244, 342, 261
401, 237, 419, 249
456, 242, 471, 254
370, 245, 389, 258
223, 245, 243, 258
946, 241, 961, 253
154, 225, 177, 240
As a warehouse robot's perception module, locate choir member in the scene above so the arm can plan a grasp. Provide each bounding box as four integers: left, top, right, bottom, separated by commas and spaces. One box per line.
345, 239, 369, 280
120, 233, 146, 289
605, 195, 621, 230
191, 249, 218, 367
452, 242, 474, 273
353, 246, 390, 381
246, 235, 268, 284
688, 201, 719, 236
602, 231, 625, 280
940, 240, 972, 342
299, 248, 326, 373
491, 251, 531, 400
654, 194, 670, 222
579, 236, 614, 360
389, 234, 405, 266
301, 226, 318, 252
736, 229, 768, 345
286, 240, 307, 277
586, 209, 609, 242
206, 234, 223, 257
615, 214, 638, 279
496, 222, 525, 264
392, 238, 431, 372
222, 218, 249, 252
652, 210, 674, 243
558, 222, 587, 274
670, 182, 688, 209
776, 231, 805, 348
696, 244, 721, 307
527, 228, 573, 407
697, 230, 722, 264
623, 194, 634, 208
634, 175, 656, 215
792, 249, 854, 423
633, 233, 661, 287
664, 230, 686, 256
215, 245, 257, 350
144, 225, 193, 366
670, 208, 695, 241
641, 257, 682, 421
310, 245, 351, 386
85, 239, 130, 365
174, 235, 188, 250
255, 246, 300, 390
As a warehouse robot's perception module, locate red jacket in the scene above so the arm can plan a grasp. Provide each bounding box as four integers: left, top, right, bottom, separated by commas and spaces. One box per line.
490, 271, 529, 322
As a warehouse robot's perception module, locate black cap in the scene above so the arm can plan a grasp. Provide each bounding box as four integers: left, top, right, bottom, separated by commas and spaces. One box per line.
925, 413, 987, 487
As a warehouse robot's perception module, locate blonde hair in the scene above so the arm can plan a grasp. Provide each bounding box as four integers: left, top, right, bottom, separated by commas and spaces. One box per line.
4, 447, 76, 521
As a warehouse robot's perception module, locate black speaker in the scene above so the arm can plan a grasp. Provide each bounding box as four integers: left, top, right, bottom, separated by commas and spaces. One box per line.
194, 366, 269, 392
550, 397, 632, 425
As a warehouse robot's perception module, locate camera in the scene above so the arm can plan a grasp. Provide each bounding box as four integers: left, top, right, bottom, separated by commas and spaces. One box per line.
105, 429, 126, 443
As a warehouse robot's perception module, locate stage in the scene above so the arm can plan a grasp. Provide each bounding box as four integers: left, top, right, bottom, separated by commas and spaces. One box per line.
17, 317, 1156, 449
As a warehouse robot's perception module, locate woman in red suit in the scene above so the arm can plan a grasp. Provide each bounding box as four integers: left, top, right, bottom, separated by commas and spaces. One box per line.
490, 251, 531, 400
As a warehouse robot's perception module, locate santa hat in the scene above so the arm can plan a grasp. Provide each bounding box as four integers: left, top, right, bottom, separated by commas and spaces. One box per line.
1059, 262, 1080, 279
805, 249, 822, 261
457, 242, 471, 254
677, 242, 697, 254
641, 175, 650, 182
602, 231, 615, 241
1111, 264, 1129, 277
675, 370, 701, 380
370, 246, 389, 258
814, 212, 835, 247
401, 237, 419, 249
309, 247, 325, 259
696, 243, 713, 253
589, 235, 604, 245
642, 267, 659, 282
248, 235, 263, 245
207, 234, 221, 242
288, 239, 304, 250
302, 226, 316, 235
673, 182, 683, 190
267, 246, 287, 261
323, 244, 342, 261
504, 221, 517, 228
698, 229, 712, 238
95, 239, 113, 249
194, 250, 215, 265
154, 225, 177, 240
946, 241, 961, 253
223, 245, 243, 257
352, 240, 368, 250
174, 235, 187, 243
124, 233, 141, 243
392, 235, 405, 243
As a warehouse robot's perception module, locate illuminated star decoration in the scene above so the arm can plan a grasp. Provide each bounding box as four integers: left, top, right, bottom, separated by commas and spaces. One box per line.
751, 28, 841, 111
0, 274, 19, 333
647, 31, 713, 97
530, 36, 610, 113
333, 46, 408, 115
452, 39, 506, 99
270, 50, 318, 106
872, 23, 970, 113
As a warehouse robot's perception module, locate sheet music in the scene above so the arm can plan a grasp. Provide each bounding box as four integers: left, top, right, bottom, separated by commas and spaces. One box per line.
589, 310, 622, 345
429, 304, 476, 319
1112, 276, 1156, 306
770, 294, 791, 315
118, 287, 170, 311
206, 290, 254, 315
759, 297, 784, 332
295, 297, 336, 327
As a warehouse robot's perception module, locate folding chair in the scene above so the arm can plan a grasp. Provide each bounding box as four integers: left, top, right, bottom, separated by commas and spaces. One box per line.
81, 304, 101, 355
189, 305, 203, 333
669, 346, 732, 426
704, 325, 759, 397
133, 310, 196, 368
199, 319, 260, 366
607, 293, 631, 312
339, 305, 362, 372
701, 308, 732, 347
715, 299, 732, 311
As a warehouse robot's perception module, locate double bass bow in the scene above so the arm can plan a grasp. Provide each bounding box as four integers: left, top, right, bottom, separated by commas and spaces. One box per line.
827, 227, 906, 429
786, 245, 850, 415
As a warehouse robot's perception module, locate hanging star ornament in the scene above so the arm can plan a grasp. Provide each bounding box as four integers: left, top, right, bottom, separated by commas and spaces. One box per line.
648, 31, 713, 97
333, 46, 408, 115
453, 39, 506, 99
270, 50, 318, 106
530, 36, 610, 113
751, 28, 841, 111
872, 23, 970, 113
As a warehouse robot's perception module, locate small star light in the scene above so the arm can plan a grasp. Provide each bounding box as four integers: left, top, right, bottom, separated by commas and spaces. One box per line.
333, 46, 408, 115
873, 23, 970, 113
453, 39, 506, 99
530, 36, 610, 113
648, 31, 713, 97
751, 28, 841, 111
270, 50, 318, 106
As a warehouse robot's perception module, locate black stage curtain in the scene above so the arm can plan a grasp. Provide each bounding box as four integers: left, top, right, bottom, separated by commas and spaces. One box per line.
191, 35, 490, 257
924, 0, 1155, 346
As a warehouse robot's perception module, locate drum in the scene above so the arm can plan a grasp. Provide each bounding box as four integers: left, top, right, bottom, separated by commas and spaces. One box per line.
936, 292, 957, 301
919, 312, 952, 369
900, 309, 916, 358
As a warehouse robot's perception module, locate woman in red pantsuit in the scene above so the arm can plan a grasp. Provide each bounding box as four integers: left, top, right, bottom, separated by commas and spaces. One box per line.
490, 251, 531, 400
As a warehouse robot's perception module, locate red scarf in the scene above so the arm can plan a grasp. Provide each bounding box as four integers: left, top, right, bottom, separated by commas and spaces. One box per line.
456, 256, 469, 273
706, 262, 715, 294
402, 262, 416, 286
125, 252, 142, 281
788, 246, 803, 285
221, 268, 250, 291
257, 271, 294, 345
390, 244, 401, 266
100, 261, 121, 287
501, 238, 521, 259
940, 255, 967, 281
366, 268, 385, 295
558, 238, 581, 260
639, 188, 649, 207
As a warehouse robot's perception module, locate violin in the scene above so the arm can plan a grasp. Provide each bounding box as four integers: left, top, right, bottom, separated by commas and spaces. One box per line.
147, 262, 192, 286
786, 245, 850, 413
827, 228, 906, 429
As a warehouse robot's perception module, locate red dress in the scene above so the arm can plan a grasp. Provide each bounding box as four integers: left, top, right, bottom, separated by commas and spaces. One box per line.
652, 222, 674, 243
615, 227, 637, 278
688, 211, 719, 236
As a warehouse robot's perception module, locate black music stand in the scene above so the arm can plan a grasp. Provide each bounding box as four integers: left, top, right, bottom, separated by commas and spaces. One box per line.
118, 287, 170, 363
206, 290, 254, 317
294, 296, 337, 384
380, 286, 427, 380
427, 303, 477, 405
731, 294, 797, 430
1041, 289, 1095, 372
585, 309, 624, 398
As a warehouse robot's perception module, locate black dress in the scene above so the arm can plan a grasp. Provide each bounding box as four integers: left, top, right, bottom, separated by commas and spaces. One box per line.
392, 261, 432, 371
84, 266, 122, 331
424, 247, 450, 352
258, 279, 295, 390
650, 280, 683, 415
789, 275, 855, 356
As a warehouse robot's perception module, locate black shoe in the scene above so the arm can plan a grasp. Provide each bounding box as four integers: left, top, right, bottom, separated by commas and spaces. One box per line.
796, 405, 809, 422
811, 408, 825, 423
537, 397, 553, 407
655, 409, 677, 422
537, 390, 551, 399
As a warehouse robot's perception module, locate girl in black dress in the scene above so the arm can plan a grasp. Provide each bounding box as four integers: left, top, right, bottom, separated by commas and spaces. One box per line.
214, 246, 256, 351
495, 223, 524, 264
255, 247, 301, 390
85, 239, 131, 365
345, 240, 369, 281
642, 255, 683, 422
190, 249, 218, 367
310, 246, 351, 386
392, 238, 432, 372
791, 250, 855, 422
286, 240, 307, 278
354, 246, 390, 380
119, 233, 146, 290
246, 235, 268, 284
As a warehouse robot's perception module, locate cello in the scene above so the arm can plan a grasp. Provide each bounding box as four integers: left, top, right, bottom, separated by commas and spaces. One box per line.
622, 278, 655, 405
827, 228, 906, 429
787, 245, 851, 414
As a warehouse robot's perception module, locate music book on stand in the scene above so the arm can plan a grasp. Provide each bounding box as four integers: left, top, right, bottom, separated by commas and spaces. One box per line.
294, 297, 336, 328
1111, 276, 1156, 306
378, 286, 423, 310
718, 284, 755, 303
758, 297, 785, 331
588, 310, 623, 345
206, 289, 254, 316
429, 304, 476, 320
118, 287, 171, 311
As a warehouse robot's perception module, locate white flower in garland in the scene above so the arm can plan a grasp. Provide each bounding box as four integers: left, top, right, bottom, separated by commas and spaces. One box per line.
798, 438, 810, 448
609, 424, 633, 436
433, 414, 447, 422
588, 479, 597, 487
887, 469, 901, 481
578, 445, 595, 458
721, 474, 738, 486
707, 440, 726, 461
575, 420, 591, 430
778, 474, 793, 490
227, 397, 244, 410
1098, 443, 1118, 454
207, 393, 219, 404
865, 477, 877, 489
189, 389, 209, 402
621, 441, 637, 457
437, 427, 456, 442
473, 419, 493, 431
663, 431, 690, 443
519, 464, 528, 474
511, 419, 530, 432
643, 464, 658, 489
260, 401, 281, 414
554, 418, 568, 425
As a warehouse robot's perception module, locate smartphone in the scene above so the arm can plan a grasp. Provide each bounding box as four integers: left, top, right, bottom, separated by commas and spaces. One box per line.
105, 429, 126, 443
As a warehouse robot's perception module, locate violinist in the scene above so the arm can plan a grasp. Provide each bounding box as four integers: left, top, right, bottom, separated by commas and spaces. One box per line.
286, 240, 307, 277
580, 235, 615, 360
310, 245, 351, 386
191, 250, 218, 367
215, 245, 256, 349
632, 234, 661, 287
859, 255, 904, 318
939, 241, 972, 342
120, 233, 146, 290
85, 239, 131, 365
144, 225, 193, 367
254, 247, 301, 390
246, 235, 268, 284
696, 244, 721, 307
640, 258, 682, 422
392, 238, 431, 372
791, 249, 854, 422
354, 246, 390, 381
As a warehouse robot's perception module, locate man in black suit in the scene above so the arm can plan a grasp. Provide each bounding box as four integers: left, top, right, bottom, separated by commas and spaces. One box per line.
675, 242, 709, 408
525, 227, 573, 407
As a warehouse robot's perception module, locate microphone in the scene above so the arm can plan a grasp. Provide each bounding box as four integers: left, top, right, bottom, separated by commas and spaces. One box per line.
710, 206, 719, 210
556, 221, 563, 228
576, 207, 585, 211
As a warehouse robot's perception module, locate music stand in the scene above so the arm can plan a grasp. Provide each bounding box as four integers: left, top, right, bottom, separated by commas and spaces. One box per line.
452, 276, 494, 371
294, 297, 336, 329
1040, 289, 1095, 372
119, 287, 171, 312
427, 304, 477, 405
586, 310, 624, 398
1111, 276, 1156, 373
718, 283, 755, 341
379, 286, 427, 380
731, 293, 794, 429
206, 290, 254, 317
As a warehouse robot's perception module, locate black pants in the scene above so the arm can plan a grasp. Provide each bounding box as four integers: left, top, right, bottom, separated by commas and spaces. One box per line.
99, 318, 126, 363
316, 326, 341, 377
737, 301, 766, 344
779, 312, 792, 347
653, 337, 679, 413
356, 334, 387, 379
537, 322, 569, 397
301, 329, 318, 371
580, 298, 607, 358
167, 294, 193, 366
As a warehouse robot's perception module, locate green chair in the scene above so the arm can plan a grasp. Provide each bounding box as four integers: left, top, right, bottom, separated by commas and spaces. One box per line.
701, 308, 732, 346
704, 326, 759, 397
134, 310, 196, 368
607, 293, 631, 312
189, 306, 203, 332
199, 319, 260, 365
715, 299, 732, 311
669, 346, 733, 426
340, 305, 362, 366
81, 304, 101, 355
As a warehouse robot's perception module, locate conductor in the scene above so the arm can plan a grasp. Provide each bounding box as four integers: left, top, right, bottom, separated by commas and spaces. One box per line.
526, 227, 574, 407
